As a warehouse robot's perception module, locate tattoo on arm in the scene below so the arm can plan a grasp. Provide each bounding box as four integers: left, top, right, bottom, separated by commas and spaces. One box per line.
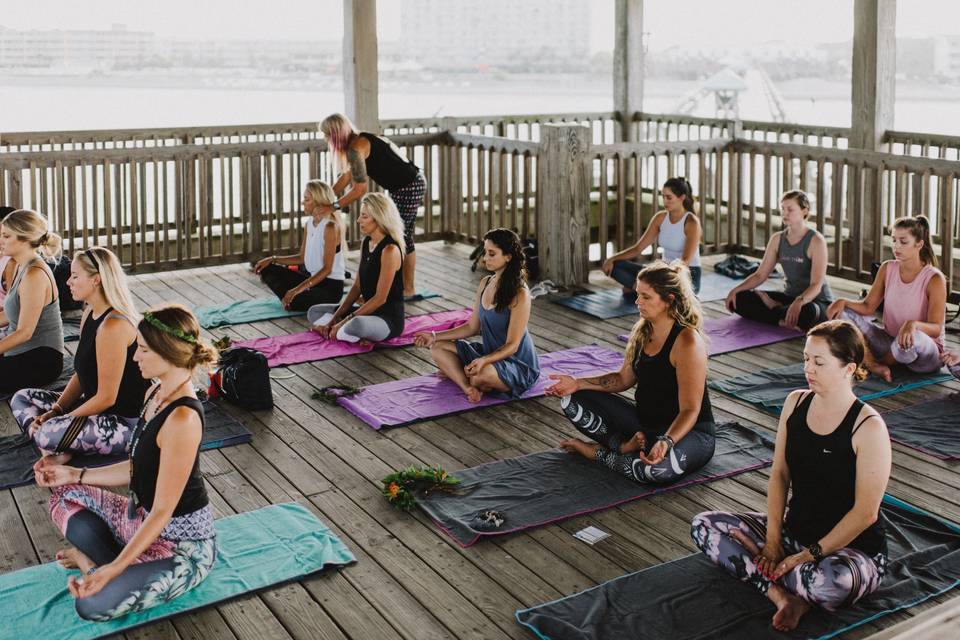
347, 148, 368, 183
583, 373, 620, 389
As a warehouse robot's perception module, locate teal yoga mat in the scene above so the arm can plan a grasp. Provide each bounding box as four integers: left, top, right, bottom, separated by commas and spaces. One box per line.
0, 502, 355, 640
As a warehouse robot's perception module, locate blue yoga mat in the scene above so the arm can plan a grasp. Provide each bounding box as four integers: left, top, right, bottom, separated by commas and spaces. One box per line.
0, 502, 355, 640
195, 298, 304, 329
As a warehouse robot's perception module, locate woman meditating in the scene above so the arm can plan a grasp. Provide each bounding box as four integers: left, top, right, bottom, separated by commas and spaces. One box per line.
413, 228, 539, 403
35, 304, 218, 621
0, 206, 16, 307
309, 193, 405, 343
725, 190, 832, 331
691, 320, 890, 632
0, 209, 65, 392
602, 177, 703, 295
545, 261, 716, 484
321, 113, 426, 298
12, 247, 149, 463
253, 179, 346, 310
826, 215, 946, 381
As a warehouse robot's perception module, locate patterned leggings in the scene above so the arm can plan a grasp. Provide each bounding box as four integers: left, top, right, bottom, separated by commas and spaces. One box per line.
841, 309, 942, 373
10, 388, 138, 456
690, 510, 885, 611
389, 173, 426, 254
560, 390, 715, 484
50, 484, 216, 621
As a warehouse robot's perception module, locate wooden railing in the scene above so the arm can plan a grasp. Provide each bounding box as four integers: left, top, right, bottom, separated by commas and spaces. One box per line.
884, 130, 960, 163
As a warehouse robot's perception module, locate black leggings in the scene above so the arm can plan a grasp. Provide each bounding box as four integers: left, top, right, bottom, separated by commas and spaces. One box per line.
561, 390, 715, 484
733, 290, 826, 331
0, 346, 62, 393
259, 264, 343, 311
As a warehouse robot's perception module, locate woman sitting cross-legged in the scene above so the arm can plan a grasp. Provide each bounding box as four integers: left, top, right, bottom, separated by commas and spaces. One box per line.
252, 179, 346, 310
413, 228, 539, 403
309, 192, 405, 343
826, 215, 946, 381
12, 247, 149, 464
545, 261, 716, 484
691, 320, 891, 632
35, 304, 218, 621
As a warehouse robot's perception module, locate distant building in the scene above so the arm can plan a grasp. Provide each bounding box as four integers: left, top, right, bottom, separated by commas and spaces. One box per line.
0, 24, 154, 69
400, 0, 590, 71
934, 35, 960, 79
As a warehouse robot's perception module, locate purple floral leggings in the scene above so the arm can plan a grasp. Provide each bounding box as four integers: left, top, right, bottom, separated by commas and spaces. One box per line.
690, 510, 885, 611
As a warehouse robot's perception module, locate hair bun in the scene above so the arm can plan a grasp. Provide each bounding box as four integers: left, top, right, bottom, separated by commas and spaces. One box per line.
915, 215, 930, 230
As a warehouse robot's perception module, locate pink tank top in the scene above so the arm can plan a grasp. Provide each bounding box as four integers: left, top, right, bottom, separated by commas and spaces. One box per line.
882, 260, 943, 346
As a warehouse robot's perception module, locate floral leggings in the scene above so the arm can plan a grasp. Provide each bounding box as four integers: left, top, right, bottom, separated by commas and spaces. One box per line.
50, 484, 216, 621
10, 388, 137, 456
690, 510, 886, 611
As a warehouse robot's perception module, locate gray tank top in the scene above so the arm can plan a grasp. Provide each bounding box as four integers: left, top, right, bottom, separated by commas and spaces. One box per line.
778, 228, 833, 304
3, 259, 65, 356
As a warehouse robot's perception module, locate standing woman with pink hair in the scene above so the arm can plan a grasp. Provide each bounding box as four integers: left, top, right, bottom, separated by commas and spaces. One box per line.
320, 113, 426, 299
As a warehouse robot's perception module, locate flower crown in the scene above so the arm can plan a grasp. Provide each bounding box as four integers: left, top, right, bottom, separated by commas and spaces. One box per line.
143, 311, 197, 344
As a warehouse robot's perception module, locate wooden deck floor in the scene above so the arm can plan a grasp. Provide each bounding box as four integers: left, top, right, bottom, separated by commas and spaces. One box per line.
2, 241, 958, 640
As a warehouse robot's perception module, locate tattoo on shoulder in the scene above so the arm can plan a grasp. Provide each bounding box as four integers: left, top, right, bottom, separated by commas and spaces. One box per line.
346, 147, 368, 183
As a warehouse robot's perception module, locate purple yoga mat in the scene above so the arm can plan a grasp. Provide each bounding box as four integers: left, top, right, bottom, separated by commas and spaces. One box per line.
618, 315, 802, 356
338, 345, 625, 429
234, 308, 473, 368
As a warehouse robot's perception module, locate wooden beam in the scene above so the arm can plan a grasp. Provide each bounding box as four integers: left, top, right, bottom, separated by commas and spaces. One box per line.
343, 0, 380, 132
614, 0, 644, 142
851, 0, 896, 151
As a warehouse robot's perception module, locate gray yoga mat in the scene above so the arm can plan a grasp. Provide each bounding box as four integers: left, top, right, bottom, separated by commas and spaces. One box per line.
882, 394, 960, 460
709, 362, 953, 413
516, 495, 960, 640
416, 422, 774, 547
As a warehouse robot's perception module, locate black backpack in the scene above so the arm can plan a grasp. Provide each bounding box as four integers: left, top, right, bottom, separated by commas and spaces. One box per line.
214, 347, 273, 410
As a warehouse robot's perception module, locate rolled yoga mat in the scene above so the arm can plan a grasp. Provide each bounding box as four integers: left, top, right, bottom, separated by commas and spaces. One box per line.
415, 422, 774, 547
337, 345, 626, 429
0, 502, 355, 640
618, 315, 804, 355
708, 362, 953, 413
0, 400, 252, 489
881, 393, 960, 460
233, 307, 473, 368
515, 495, 960, 640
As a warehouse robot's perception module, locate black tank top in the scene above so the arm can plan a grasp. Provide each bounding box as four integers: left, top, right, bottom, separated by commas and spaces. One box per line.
73, 308, 149, 418
358, 235, 405, 339
784, 392, 886, 555
130, 391, 209, 517
358, 132, 419, 191
632, 322, 714, 438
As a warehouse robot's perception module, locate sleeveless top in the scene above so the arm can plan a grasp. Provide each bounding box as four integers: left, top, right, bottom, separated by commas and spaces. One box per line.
476, 277, 540, 385
778, 228, 833, 303
0, 256, 11, 305
130, 390, 209, 518
882, 261, 943, 347
358, 132, 420, 191
304, 217, 345, 281
784, 392, 886, 556
74, 308, 150, 418
3, 259, 64, 356
358, 235, 405, 339
632, 322, 715, 438
658, 212, 701, 267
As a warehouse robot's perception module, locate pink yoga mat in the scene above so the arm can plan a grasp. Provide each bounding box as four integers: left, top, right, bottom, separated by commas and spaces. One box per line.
618, 315, 802, 356
234, 308, 473, 368
337, 345, 625, 429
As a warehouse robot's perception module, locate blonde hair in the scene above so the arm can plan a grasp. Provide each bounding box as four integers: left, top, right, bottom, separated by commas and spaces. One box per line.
320, 113, 359, 174
2, 209, 62, 261
360, 193, 406, 258
73, 247, 139, 322
623, 260, 703, 363
304, 179, 348, 253
138, 303, 218, 372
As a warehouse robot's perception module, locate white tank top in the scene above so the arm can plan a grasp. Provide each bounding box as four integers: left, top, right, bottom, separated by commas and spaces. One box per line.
304, 217, 346, 280
658, 211, 700, 266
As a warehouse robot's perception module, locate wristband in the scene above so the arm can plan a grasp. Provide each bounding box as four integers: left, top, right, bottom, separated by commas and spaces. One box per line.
656, 434, 675, 450
806, 541, 824, 563
78, 467, 87, 485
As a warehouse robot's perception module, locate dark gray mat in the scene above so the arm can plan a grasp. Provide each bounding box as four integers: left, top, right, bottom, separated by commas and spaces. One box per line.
0, 401, 251, 489
516, 495, 960, 640
417, 422, 774, 547
883, 394, 960, 460
709, 362, 953, 413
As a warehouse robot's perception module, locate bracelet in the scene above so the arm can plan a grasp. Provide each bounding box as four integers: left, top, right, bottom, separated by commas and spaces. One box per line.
431, 330, 437, 341
656, 434, 675, 450
78, 467, 87, 485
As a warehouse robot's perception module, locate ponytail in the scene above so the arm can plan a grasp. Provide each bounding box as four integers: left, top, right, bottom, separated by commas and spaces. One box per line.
892, 215, 938, 267
663, 177, 695, 214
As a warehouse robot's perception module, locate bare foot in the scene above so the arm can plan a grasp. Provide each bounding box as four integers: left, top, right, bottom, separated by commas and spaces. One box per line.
44, 452, 73, 466
464, 386, 483, 403
56, 547, 95, 573
756, 291, 781, 310
866, 360, 893, 383
767, 584, 811, 632
559, 438, 600, 460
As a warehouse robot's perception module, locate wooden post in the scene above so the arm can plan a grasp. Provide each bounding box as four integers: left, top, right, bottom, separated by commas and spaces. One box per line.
343, 0, 380, 132
614, 0, 644, 142
537, 124, 590, 286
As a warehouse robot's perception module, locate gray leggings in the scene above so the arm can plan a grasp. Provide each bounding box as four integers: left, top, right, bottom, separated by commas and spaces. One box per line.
307, 303, 392, 342
841, 309, 942, 373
